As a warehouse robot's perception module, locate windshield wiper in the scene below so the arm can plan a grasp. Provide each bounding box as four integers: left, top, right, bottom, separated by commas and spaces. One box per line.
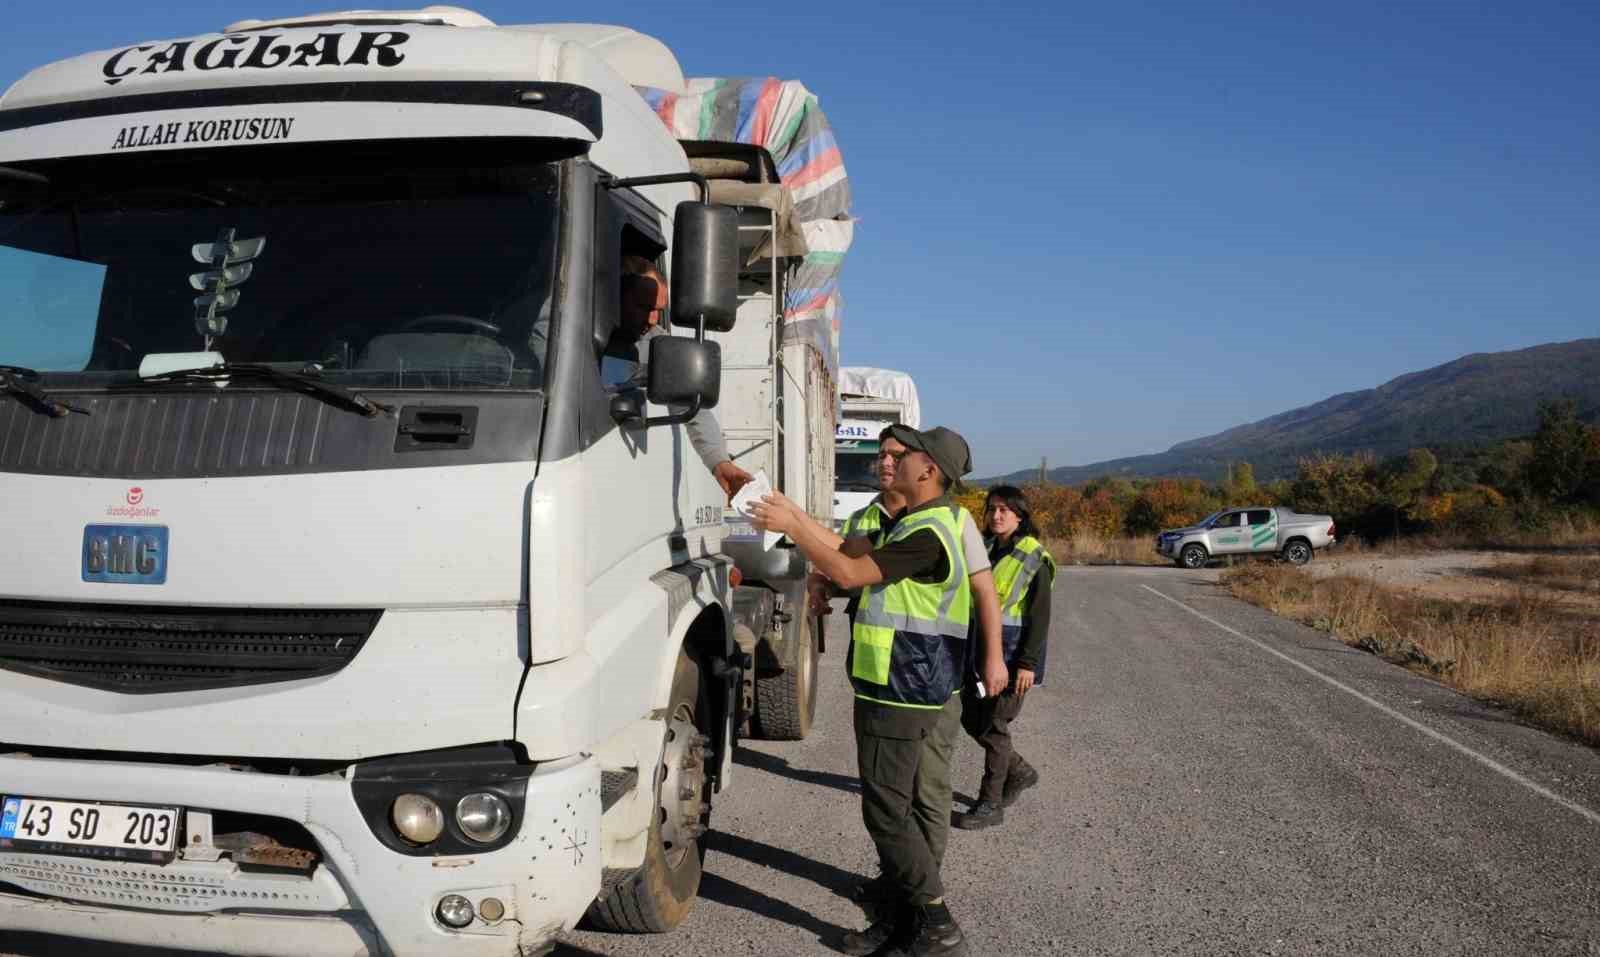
140, 363, 391, 418
0, 165, 48, 186
0, 365, 89, 417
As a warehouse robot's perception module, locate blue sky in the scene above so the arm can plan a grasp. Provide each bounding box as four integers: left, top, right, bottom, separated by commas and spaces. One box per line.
2, 2, 1597, 475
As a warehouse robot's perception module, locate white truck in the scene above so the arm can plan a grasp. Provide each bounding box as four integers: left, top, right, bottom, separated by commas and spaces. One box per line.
832, 367, 920, 526
0, 8, 845, 955
1156, 507, 1337, 568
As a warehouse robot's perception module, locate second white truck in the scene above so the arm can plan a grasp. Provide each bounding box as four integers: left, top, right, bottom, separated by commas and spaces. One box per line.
832, 367, 920, 526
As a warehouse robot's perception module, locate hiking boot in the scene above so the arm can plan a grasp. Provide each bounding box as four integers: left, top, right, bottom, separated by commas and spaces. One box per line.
953, 800, 1004, 830
838, 904, 904, 957
885, 901, 968, 957
1001, 761, 1039, 806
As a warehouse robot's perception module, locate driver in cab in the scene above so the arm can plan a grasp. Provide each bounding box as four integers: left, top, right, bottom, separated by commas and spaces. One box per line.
616, 256, 752, 501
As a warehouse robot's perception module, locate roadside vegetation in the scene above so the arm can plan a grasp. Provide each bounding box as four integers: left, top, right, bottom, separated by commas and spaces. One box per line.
960, 398, 1600, 553
947, 396, 1600, 744
1223, 561, 1600, 746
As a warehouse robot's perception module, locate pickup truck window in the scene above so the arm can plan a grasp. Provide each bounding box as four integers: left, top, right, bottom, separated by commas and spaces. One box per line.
1246, 510, 1273, 525
1213, 512, 1242, 528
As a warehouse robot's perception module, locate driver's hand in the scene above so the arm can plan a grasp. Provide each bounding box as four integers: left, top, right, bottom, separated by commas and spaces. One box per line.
713, 461, 754, 502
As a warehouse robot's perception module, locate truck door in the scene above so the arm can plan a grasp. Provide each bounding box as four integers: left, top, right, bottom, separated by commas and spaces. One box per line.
1246, 509, 1277, 553
580, 187, 696, 587
1209, 511, 1248, 554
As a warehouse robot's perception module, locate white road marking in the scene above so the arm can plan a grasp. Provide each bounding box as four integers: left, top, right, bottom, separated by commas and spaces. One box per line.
1141, 583, 1600, 828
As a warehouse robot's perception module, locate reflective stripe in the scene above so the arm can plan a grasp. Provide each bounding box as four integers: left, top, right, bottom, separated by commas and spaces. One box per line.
853, 690, 951, 710
856, 605, 972, 639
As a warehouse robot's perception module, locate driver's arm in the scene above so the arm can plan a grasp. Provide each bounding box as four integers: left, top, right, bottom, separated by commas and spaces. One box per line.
684, 406, 730, 474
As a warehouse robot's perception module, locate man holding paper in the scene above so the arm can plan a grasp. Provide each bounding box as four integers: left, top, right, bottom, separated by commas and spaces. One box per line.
751, 425, 1007, 957
818, 426, 1001, 914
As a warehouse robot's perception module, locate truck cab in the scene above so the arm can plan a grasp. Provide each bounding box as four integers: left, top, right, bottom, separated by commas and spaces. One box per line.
831, 367, 919, 526
0, 10, 820, 955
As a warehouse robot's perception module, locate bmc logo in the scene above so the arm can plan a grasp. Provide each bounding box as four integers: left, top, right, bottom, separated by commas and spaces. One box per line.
82, 525, 169, 585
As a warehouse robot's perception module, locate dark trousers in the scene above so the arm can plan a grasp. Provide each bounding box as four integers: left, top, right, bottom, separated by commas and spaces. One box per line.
854, 698, 957, 906
918, 696, 962, 870
960, 687, 1027, 805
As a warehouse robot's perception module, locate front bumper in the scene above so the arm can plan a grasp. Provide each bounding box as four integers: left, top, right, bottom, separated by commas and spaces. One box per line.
0, 750, 602, 956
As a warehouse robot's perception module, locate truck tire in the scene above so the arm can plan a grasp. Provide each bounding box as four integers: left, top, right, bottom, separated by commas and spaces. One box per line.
586, 649, 709, 933
1179, 543, 1210, 569
1282, 539, 1313, 566
751, 609, 818, 741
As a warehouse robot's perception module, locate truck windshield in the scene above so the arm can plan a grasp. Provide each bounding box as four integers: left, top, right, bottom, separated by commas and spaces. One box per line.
835, 450, 880, 492
0, 140, 561, 391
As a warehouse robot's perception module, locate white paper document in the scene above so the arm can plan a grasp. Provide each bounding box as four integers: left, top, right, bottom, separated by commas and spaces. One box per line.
729, 470, 782, 551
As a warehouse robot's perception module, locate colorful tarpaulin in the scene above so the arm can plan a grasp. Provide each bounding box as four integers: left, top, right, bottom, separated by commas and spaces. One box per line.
637, 77, 851, 380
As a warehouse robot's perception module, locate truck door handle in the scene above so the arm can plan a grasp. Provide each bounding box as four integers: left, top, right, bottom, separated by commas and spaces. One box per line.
395, 406, 479, 452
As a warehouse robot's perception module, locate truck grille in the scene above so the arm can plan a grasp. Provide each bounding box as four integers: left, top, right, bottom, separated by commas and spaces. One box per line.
0, 851, 350, 913
0, 600, 381, 694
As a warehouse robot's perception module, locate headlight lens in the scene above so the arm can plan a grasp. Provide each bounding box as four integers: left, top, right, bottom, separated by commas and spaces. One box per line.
455, 792, 512, 843
391, 793, 445, 845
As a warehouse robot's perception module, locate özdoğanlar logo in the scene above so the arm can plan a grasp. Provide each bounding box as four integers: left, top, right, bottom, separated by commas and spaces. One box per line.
101, 31, 410, 87
107, 486, 159, 519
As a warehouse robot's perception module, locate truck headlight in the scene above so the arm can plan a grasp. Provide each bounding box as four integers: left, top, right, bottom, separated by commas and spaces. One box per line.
353, 744, 530, 855
391, 794, 445, 845
456, 792, 512, 843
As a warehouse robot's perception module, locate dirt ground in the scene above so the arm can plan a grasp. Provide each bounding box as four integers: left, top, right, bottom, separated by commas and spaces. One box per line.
1307, 548, 1600, 611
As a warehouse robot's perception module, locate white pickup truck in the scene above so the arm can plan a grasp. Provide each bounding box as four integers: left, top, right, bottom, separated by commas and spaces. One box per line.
1156, 507, 1336, 568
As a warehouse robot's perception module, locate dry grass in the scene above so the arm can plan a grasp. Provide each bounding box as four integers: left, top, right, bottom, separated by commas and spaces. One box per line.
1046, 534, 1169, 566
1224, 562, 1600, 746
1412, 512, 1600, 551
1476, 556, 1600, 596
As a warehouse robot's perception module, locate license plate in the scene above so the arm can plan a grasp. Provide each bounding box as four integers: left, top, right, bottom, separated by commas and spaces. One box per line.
1, 795, 180, 863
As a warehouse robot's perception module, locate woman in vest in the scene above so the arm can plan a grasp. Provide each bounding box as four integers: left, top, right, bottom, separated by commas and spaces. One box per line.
954, 484, 1055, 830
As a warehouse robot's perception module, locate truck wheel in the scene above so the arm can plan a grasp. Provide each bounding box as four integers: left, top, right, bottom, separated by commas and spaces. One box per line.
586, 649, 709, 933
1180, 544, 1210, 569
751, 609, 818, 741
1282, 540, 1313, 566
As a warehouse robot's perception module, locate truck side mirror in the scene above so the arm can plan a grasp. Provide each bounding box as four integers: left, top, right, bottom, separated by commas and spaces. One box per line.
647, 335, 721, 409
671, 202, 738, 333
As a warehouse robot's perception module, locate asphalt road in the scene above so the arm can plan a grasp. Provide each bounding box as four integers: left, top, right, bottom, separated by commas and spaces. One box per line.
8, 566, 1600, 956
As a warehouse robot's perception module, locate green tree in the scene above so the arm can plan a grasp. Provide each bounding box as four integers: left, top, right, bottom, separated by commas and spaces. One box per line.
1223, 462, 1258, 504
1527, 399, 1591, 502
1477, 439, 1534, 500
1289, 453, 1384, 537
1381, 448, 1438, 536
